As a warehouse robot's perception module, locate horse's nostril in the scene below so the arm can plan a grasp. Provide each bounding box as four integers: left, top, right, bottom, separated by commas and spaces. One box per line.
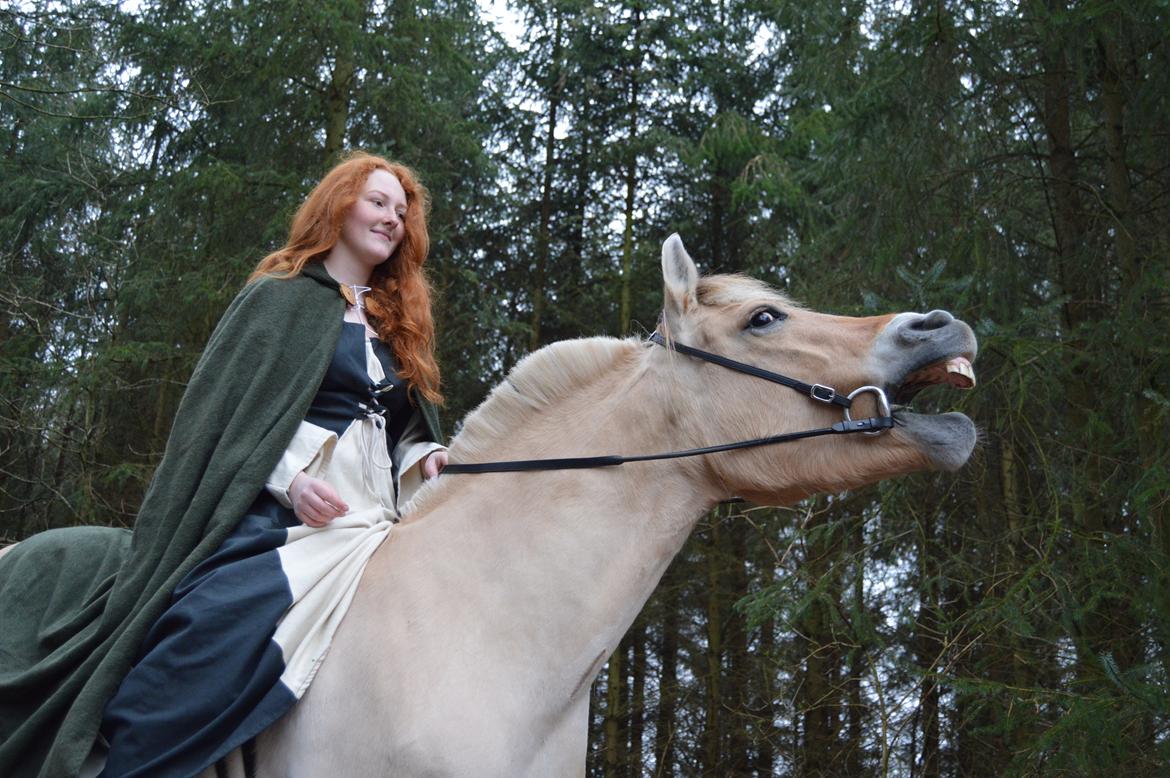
908, 310, 954, 332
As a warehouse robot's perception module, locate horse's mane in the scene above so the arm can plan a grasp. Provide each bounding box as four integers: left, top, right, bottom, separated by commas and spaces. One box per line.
404, 336, 642, 516
404, 274, 797, 517
447, 276, 790, 457
451, 336, 641, 462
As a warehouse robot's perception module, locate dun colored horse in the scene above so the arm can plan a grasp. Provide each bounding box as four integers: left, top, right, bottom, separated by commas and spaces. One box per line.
5, 235, 977, 777
246, 236, 977, 776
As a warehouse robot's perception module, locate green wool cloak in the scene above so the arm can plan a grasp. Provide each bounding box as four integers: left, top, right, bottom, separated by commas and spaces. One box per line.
0, 262, 441, 778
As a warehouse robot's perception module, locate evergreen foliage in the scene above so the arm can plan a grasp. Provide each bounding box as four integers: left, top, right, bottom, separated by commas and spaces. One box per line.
2, 0, 1167, 773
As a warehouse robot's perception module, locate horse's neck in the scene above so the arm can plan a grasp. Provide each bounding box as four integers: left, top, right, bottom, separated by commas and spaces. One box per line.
360, 355, 716, 695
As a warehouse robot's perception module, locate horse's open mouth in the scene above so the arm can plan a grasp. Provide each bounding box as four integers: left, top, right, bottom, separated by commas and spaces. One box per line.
882, 354, 978, 471
890, 355, 976, 406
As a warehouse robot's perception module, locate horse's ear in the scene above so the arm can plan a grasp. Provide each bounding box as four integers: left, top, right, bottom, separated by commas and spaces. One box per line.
661, 234, 698, 330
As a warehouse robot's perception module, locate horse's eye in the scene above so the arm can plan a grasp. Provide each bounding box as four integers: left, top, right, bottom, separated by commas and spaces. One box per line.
748, 308, 786, 329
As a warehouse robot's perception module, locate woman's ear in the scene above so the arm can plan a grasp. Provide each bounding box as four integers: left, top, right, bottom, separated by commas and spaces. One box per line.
661, 234, 698, 335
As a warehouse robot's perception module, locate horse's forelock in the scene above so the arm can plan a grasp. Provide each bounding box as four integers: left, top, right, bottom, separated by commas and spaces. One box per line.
696, 274, 803, 310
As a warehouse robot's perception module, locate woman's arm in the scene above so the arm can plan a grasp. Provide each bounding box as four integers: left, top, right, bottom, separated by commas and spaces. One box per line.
265, 420, 345, 526
392, 411, 447, 509
288, 471, 349, 527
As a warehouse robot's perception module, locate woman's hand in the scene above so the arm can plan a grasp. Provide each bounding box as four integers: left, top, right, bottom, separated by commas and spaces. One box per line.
289, 472, 349, 527
421, 449, 448, 479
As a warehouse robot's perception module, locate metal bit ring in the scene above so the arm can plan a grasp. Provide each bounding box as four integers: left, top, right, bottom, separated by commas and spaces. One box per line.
843, 386, 892, 435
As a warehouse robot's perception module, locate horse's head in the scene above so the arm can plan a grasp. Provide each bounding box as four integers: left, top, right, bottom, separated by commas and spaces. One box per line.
658, 235, 977, 505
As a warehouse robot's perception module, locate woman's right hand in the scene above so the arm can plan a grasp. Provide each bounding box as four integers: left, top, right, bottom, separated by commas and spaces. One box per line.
289, 472, 349, 528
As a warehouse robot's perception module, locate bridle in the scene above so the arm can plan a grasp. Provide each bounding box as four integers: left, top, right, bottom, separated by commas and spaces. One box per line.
442, 331, 893, 475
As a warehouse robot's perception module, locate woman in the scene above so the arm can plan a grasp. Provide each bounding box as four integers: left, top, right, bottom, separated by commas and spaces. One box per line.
93, 153, 448, 777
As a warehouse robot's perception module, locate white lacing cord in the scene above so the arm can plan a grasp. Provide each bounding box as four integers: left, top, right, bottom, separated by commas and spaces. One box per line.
352, 306, 394, 498
357, 412, 396, 500
349, 284, 373, 309
348, 284, 377, 336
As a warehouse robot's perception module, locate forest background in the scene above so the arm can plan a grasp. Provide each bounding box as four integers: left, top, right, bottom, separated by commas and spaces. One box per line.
2, 0, 1168, 775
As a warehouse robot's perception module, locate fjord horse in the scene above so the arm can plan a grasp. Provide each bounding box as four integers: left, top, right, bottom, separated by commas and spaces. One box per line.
244, 236, 977, 776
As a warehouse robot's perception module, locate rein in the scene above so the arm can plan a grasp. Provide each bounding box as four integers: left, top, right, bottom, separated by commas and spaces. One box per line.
442, 332, 894, 475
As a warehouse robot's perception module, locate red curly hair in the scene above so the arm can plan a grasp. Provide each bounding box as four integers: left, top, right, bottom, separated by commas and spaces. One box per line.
250, 152, 442, 404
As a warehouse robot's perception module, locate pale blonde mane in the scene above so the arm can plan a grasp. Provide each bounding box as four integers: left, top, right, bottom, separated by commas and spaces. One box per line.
447, 336, 642, 464
406, 274, 800, 517
405, 338, 642, 517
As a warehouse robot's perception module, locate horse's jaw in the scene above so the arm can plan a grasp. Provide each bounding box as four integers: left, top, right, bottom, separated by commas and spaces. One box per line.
891, 411, 977, 471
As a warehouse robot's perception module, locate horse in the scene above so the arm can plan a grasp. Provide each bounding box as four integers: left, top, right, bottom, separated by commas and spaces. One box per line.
228, 235, 977, 776
3, 235, 976, 776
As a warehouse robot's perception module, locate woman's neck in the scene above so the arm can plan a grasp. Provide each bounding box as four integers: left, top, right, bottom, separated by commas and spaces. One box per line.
323, 251, 372, 287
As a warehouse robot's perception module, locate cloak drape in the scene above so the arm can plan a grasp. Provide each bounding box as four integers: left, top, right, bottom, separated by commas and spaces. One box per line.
0, 263, 441, 778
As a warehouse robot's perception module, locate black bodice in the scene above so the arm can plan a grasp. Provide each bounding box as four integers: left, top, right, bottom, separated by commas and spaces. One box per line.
305, 323, 410, 446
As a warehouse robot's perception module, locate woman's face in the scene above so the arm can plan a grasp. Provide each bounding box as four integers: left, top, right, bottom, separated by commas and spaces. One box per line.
337, 169, 408, 269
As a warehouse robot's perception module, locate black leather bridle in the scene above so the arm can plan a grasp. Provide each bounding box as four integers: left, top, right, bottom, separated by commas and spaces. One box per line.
442, 331, 893, 475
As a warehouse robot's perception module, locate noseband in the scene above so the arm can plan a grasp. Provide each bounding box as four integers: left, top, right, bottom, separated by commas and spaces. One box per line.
442, 331, 893, 475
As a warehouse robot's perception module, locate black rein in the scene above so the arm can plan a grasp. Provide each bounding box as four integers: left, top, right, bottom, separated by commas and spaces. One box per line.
441, 332, 894, 475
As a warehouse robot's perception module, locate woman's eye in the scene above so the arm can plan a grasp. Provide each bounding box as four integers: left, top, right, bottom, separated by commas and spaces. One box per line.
748, 308, 785, 329
373, 199, 384, 207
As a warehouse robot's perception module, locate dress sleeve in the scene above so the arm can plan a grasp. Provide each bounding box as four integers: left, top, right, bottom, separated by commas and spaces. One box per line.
392, 410, 446, 510
264, 420, 339, 508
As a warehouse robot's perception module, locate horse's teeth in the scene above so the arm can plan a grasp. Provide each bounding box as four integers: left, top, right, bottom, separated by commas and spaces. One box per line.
946, 358, 976, 388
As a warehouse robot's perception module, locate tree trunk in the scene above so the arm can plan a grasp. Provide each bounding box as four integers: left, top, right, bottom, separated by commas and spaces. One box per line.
754, 520, 779, 776
1038, 0, 1110, 694
755, 617, 777, 776
1039, 0, 1092, 332
629, 621, 646, 775
915, 512, 940, 778
1098, 19, 1157, 754
845, 515, 865, 775
1098, 32, 1137, 290
568, 100, 590, 300
529, 10, 563, 351
323, 17, 356, 167
724, 520, 752, 775
654, 579, 680, 776
605, 647, 624, 777
1099, 18, 1165, 555
618, 5, 641, 335
799, 502, 839, 776
700, 514, 724, 773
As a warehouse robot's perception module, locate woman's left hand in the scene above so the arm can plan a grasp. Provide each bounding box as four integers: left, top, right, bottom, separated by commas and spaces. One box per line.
421, 449, 448, 479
